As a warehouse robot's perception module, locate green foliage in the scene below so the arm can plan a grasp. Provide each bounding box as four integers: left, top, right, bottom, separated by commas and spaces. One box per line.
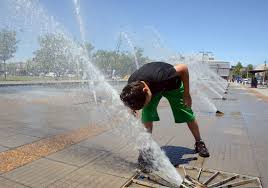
233, 62, 243, 76
245, 64, 254, 78
91, 47, 149, 77
239, 63, 254, 78
5, 32, 150, 79
0, 29, 18, 62
33, 33, 76, 76
0, 29, 18, 79
247, 64, 253, 71
84, 42, 94, 58
26, 59, 37, 75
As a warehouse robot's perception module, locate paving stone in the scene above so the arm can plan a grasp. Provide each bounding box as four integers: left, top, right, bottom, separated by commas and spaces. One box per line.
8, 126, 65, 138
0, 134, 40, 148
83, 146, 138, 179
47, 167, 127, 188
0, 128, 18, 139
78, 130, 130, 153
254, 149, 268, 178
203, 142, 259, 176
46, 144, 107, 167
0, 176, 28, 188
80, 134, 139, 178
3, 158, 77, 188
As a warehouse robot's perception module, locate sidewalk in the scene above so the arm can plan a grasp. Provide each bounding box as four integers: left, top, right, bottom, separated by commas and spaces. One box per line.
251, 87, 268, 97
0, 84, 267, 187
238, 82, 268, 100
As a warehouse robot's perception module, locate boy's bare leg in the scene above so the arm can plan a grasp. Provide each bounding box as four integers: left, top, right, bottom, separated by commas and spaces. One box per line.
144, 122, 153, 133
187, 119, 210, 157
187, 119, 201, 141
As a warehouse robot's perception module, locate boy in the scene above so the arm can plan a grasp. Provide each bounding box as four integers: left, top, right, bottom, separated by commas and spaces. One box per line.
120, 62, 209, 169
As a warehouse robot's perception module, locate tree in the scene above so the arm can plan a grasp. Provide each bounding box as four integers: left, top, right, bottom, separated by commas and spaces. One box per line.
26, 59, 39, 76
134, 47, 149, 67
84, 42, 94, 58
233, 62, 243, 77
247, 64, 253, 71
245, 64, 254, 78
92, 50, 117, 76
34, 34, 75, 77
0, 29, 18, 80
91, 47, 150, 78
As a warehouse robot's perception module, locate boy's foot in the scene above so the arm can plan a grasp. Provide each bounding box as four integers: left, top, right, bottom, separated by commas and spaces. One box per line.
195, 141, 210, 158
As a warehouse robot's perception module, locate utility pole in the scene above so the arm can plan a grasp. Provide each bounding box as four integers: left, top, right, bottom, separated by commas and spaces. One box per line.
263, 60, 267, 86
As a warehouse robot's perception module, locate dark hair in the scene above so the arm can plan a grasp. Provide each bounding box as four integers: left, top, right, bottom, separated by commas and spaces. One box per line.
120, 81, 146, 110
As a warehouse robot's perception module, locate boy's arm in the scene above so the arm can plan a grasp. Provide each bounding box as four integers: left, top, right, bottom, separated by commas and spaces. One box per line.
174, 64, 192, 107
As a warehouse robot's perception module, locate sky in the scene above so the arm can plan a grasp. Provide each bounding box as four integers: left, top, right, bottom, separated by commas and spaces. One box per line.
1, 0, 268, 66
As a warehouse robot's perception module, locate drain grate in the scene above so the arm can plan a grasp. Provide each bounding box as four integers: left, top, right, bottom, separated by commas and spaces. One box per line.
121, 165, 262, 188
178, 166, 262, 188
212, 98, 238, 101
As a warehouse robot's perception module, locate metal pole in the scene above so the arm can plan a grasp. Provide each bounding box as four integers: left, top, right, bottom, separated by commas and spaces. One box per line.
263, 60, 266, 86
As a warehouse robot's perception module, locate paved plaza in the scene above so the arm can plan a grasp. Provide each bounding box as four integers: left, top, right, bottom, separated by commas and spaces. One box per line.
0, 83, 267, 187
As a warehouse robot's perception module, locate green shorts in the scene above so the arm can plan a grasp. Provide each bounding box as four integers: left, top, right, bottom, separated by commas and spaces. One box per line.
141, 84, 195, 123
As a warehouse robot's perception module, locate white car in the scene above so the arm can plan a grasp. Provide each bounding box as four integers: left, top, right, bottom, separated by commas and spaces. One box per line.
45, 72, 56, 78
66, 74, 75, 78
242, 78, 251, 84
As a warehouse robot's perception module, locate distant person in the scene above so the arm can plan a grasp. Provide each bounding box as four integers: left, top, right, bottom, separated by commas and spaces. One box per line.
251, 78, 254, 88
120, 62, 209, 171
253, 77, 258, 88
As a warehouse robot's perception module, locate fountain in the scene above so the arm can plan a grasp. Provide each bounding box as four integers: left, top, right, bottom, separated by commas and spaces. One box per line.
2, 0, 183, 186
120, 31, 140, 69
1, 0, 232, 186
168, 55, 226, 115
117, 32, 226, 116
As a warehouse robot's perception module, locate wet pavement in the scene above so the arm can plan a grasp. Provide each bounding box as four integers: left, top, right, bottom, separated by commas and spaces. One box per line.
0, 83, 267, 187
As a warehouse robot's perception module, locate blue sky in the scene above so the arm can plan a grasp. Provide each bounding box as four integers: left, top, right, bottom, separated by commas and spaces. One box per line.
1, 0, 268, 66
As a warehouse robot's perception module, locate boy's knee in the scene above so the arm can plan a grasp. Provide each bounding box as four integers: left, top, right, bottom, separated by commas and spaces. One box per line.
143, 122, 153, 133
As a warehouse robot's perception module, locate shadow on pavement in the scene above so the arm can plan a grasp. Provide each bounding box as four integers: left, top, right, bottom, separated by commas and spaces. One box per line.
161, 145, 196, 167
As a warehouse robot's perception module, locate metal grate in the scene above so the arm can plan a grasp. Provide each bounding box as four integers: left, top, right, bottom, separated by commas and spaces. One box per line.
121, 165, 262, 188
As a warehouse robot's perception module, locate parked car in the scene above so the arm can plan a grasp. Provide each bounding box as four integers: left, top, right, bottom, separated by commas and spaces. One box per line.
242, 78, 251, 84
66, 74, 75, 78
45, 72, 56, 78
236, 77, 243, 83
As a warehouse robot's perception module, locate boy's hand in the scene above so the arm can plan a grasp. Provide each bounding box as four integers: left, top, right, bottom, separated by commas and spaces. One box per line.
183, 93, 192, 107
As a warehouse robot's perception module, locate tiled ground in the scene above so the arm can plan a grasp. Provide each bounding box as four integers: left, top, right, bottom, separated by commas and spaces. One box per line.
0, 83, 267, 187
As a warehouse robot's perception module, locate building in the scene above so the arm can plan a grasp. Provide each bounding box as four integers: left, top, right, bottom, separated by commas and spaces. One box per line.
199, 52, 231, 80
202, 58, 231, 79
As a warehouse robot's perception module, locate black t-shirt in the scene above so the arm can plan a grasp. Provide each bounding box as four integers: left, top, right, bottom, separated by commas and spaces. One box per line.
128, 62, 181, 95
